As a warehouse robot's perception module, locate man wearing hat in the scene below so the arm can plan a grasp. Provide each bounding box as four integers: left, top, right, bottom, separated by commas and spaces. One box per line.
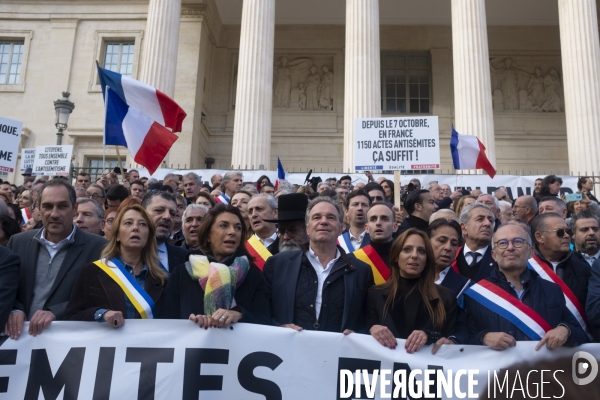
263, 193, 309, 253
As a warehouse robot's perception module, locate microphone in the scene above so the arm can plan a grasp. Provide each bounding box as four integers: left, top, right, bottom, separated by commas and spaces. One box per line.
304, 169, 313, 184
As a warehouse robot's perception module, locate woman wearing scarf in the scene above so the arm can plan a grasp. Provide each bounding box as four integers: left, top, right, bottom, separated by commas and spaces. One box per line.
160, 204, 269, 328
63, 205, 167, 327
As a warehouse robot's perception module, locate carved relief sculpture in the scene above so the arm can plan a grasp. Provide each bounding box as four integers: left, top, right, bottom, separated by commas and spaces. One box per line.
305, 65, 322, 110
319, 65, 334, 111
540, 69, 562, 112
490, 57, 532, 111
273, 56, 312, 108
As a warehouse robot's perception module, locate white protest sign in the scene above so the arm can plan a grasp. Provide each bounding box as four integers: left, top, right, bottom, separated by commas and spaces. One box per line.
20, 148, 35, 172
354, 116, 440, 171
0, 116, 23, 173
32, 145, 73, 176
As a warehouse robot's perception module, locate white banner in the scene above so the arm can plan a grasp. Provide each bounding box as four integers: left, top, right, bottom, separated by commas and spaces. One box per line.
20, 148, 35, 173
32, 145, 73, 176
1, 321, 599, 399
0, 116, 22, 173
354, 117, 440, 172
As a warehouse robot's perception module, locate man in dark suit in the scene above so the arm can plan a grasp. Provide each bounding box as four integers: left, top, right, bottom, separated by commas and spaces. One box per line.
337, 189, 372, 251
142, 191, 188, 272
0, 246, 19, 329
5, 180, 107, 339
264, 197, 374, 334
453, 203, 497, 281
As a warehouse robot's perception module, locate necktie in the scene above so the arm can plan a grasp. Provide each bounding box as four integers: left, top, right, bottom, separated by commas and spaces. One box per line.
467, 252, 480, 267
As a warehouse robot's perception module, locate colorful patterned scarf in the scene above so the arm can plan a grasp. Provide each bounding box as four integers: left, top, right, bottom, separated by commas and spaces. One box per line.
186, 254, 250, 316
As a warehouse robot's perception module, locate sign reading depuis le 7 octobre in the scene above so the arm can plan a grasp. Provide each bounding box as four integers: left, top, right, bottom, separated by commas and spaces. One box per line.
0, 116, 23, 173
354, 116, 440, 171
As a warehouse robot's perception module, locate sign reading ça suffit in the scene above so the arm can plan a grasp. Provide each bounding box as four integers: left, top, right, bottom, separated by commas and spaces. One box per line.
32, 145, 73, 176
0, 116, 23, 173
354, 116, 440, 171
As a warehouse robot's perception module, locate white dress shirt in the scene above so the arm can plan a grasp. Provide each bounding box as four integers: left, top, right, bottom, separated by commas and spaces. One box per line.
306, 247, 341, 318
463, 244, 488, 265
257, 232, 277, 248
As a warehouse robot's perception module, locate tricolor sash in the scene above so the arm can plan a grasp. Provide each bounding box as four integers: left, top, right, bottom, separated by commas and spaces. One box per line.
464, 279, 552, 340
93, 258, 156, 319
215, 194, 230, 204
527, 255, 593, 340
21, 207, 32, 225
450, 246, 462, 273
337, 232, 354, 254
353, 245, 390, 285
246, 235, 273, 271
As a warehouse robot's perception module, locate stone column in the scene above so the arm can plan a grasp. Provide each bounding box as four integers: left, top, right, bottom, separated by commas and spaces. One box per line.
343, 0, 381, 172
451, 0, 496, 166
558, 0, 600, 175
231, 0, 275, 169
139, 0, 182, 97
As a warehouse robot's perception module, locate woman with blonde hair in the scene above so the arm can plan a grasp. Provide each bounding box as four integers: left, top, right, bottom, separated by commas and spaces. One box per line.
454, 195, 477, 218
367, 228, 457, 353
63, 204, 167, 327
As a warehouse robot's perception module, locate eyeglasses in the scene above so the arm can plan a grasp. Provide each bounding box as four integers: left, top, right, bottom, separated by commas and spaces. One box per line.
370, 196, 384, 202
105, 218, 115, 225
277, 227, 302, 237
86, 193, 104, 200
541, 228, 572, 238
494, 238, 529, 249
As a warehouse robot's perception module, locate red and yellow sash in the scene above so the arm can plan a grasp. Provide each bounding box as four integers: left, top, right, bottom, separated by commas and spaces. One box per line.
246, 235, 273, 271
353, 245, 390, 285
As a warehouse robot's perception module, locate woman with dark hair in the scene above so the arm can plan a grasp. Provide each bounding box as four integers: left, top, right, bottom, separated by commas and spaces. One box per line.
6, 203, 23, 227
381, 179, 395, 204
538, 174, 563, 199
426, 219, 470, 296
160, 203, 269, 328
0, 215, 22, 246
63, 204, 167, 326
195, 191, 216, 209
230, 190, 253, 237
256, 175, 272, 192
367, 228, 457, 352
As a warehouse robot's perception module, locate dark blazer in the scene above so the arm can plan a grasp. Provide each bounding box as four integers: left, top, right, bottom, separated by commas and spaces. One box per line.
536, 250, 590, 310
266, 236, 280, 255
263, 249, 375, 333
440, 268, 471, 297
453, 245, 497, 282
7, 227, 107, 319
585, 257, 600, 341
366, 283, 457, 339
465, 268, 589, 346
63, 261, 165, 320
0, 247, 19, 328
160, 251, 270, 325
166, 242, 188, 272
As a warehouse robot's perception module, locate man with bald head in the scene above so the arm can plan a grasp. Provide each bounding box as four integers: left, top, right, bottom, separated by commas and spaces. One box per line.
530, 213, 590, 311
512, 195, 538, 223
464, 224, 589, 349
362, 203, 398, 269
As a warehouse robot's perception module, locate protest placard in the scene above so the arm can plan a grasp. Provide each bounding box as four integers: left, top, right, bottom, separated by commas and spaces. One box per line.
20, 148, 35, 172
354, 116, 440, 171
0, 116, 23, 173
32, 145, 73, 176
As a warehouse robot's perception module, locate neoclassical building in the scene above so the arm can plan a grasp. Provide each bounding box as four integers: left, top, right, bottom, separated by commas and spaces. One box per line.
1, 0, 600, 183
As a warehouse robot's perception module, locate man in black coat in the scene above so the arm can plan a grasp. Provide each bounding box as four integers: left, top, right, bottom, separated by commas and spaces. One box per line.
142, 191, 188, 272
397, 190, 438, 235
5, 180, 107, 339
264, 197, 374, 334
465, 224, 589, 349
453, 203, 497, 281
531, 213, 590, 309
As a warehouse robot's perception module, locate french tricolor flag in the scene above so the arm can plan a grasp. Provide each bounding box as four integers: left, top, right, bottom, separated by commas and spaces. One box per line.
98, 64, 186, 175
275, 157, 287, 191
450, 127, 496, 178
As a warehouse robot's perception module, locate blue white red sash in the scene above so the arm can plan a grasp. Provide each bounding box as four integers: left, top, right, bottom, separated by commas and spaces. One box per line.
93, 258, 156, 319
464, 279, 552, 340
337, 231, 353, 254
527, 255, 592, 340
215, 194, 230, 204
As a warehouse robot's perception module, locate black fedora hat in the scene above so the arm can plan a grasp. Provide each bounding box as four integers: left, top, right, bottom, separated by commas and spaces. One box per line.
263, 193, 308, 222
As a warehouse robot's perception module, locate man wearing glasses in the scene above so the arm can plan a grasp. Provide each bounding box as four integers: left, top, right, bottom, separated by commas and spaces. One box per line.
85, 184, 106, 208
464, 224, 589, 349
262, 193, 309, 253
530, 213, 591, 315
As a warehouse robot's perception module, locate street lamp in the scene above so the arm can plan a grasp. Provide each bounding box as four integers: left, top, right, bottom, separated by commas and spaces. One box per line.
53, 91, 75, 145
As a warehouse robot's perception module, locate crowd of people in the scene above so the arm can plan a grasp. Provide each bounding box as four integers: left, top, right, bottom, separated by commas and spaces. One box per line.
1, 168, 599, 357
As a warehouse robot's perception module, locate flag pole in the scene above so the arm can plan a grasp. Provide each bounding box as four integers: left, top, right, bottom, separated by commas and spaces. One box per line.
115, 146, 125, 179
393, 170, 401, 211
